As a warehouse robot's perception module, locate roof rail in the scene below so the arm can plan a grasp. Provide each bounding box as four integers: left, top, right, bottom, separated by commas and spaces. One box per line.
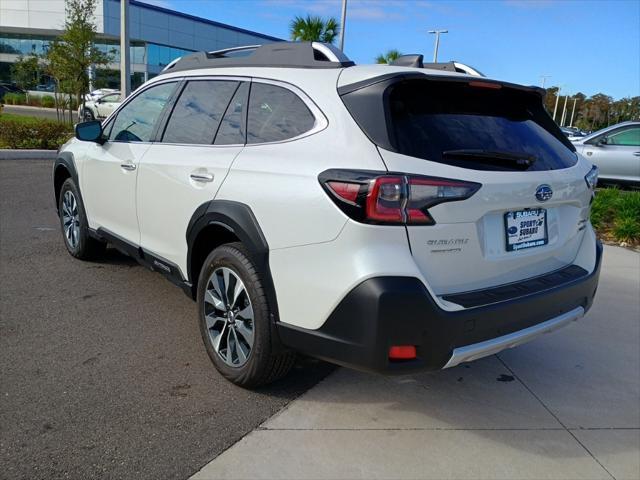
160, 41, 354, 74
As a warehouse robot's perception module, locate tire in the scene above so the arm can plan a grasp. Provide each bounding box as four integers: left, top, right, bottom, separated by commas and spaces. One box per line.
197, 242, 295, 388
58, 178, 106, 260
82, 108, 95, 122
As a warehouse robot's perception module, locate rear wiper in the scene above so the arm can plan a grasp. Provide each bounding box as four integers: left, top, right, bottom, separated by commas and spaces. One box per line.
442, 149, 537, 170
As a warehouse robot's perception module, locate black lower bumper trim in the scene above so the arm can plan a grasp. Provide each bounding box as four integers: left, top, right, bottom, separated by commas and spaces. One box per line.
442, 264, 588, 308
277, 241, 602, 374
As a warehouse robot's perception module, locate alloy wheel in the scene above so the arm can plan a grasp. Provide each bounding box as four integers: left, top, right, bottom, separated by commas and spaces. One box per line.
203, 267, 254, 367
61, 190, 80, 249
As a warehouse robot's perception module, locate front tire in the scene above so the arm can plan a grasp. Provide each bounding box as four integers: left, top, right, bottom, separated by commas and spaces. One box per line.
197, 243, 295, 388
58, 178, 106, 260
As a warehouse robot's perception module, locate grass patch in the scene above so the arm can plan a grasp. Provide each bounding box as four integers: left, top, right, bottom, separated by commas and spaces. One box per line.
0, 112, 48, 123
591, 187, 640, 246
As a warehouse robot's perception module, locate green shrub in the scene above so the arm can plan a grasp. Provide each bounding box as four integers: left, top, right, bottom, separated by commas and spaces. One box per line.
612, 217, 640, 243
591, 187, 640, 246
3, 92, 26, 105
0, 116, 73, 150
41, 95, 56, 108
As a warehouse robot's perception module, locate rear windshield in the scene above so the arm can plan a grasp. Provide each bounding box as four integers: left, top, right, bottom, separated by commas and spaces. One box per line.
387, 80, 577, 171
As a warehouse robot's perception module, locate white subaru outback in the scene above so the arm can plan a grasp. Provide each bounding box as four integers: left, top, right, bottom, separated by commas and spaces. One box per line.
54, 42, 602, 387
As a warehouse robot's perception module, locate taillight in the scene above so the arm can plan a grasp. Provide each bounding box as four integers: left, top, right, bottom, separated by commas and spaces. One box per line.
320, 169, 480, 225
366, 176, 405, 222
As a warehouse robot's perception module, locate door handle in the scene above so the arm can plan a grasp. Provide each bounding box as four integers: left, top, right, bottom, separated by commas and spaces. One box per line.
633, 152, 640, 157
120, 161, 136, 171
190, 173, 214, 183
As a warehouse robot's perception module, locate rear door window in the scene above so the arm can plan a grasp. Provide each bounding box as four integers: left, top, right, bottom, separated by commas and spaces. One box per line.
214, 82, 249, 146
387, 80, 577, 171
162, 80, 239, 145
246, 83, 315, 144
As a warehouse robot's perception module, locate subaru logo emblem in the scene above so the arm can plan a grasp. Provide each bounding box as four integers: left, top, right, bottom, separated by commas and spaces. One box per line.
535, 184, 553, 202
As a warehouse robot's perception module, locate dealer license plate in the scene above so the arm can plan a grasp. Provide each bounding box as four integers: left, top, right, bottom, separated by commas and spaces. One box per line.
504, 208, 548, 252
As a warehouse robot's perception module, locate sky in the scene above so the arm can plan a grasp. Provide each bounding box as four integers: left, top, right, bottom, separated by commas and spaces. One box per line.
144, 0, 639, 99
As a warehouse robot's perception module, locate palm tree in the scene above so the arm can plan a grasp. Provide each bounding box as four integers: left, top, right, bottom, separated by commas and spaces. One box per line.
375, 49, 403, 64
290, 15, 340, 44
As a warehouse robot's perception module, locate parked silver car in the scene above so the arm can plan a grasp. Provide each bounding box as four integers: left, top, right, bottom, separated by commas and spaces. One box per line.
572, 121, 640, 187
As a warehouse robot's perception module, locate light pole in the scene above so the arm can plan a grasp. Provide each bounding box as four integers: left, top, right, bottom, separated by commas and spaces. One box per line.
540, 75, 551, 89
428, 29, 448, 63
338, 0, 347, 51
569, 97, 578, 127
552, 86, 562, 122
120, 0, 131, 100
560, 95, 569, 126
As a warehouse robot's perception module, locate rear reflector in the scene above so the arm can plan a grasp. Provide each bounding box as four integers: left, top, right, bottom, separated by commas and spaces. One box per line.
389, 345, 417, 360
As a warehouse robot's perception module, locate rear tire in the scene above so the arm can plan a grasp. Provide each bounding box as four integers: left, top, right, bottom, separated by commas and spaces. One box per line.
58, 178, 106, 260
82, 108, 95, 122
197, 242, 295, 388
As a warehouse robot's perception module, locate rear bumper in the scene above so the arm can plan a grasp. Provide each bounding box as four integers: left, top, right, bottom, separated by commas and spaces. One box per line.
277, 241, 602, 374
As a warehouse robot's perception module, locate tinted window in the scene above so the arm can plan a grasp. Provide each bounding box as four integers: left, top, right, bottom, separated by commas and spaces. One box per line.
608, 127, 640, 146
247, 83, 315, 144
109, 82, 177, 142
214, 82, 249, 145
386, 80, 578, 171
163, 80, 238, 145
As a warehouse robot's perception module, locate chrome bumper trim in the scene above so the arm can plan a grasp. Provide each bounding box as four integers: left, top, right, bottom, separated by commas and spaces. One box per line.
443, 306, 585, 368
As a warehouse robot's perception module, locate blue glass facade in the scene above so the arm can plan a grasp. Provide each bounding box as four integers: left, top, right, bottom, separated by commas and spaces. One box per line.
0, 0, 280, 87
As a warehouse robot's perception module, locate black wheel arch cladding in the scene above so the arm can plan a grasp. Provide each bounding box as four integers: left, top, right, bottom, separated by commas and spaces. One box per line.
53, 152, 80, 211
187, 200, 284, 346
187, 200, 286, 352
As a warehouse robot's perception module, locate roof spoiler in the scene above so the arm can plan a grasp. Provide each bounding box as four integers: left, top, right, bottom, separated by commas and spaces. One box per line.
389, 55, 485, 77
389, 54, 424, 68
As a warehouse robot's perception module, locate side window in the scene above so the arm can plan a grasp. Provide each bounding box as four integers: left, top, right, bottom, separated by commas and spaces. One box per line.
214, 82, 249, 146
246, 83, 315, 144
109, 82, 177, 142
608, 127, 640, 146
101, 93, 119, 103
162, 80, 238, 145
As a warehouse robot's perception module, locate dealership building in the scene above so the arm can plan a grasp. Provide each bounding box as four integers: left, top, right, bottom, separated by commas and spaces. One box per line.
0, 0, 281, 89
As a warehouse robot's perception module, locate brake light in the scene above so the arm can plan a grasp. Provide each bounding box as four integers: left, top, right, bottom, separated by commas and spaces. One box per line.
468, 81, 502, 89
320, 170, 480, 225
327, 181, 361, 204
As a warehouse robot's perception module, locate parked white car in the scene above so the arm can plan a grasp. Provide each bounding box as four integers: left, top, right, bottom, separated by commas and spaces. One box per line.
78, 91, 122, 121
54, 42, 602, 387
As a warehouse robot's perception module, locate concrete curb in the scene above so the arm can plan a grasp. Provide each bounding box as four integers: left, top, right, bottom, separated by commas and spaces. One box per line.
0, 149, 57, 160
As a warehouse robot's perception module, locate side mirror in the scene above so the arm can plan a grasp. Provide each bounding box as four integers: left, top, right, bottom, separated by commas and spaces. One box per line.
75, 120, 104, 144
597, 136, 608, 146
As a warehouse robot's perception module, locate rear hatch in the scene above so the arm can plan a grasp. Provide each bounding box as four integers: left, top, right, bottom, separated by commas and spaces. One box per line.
340, 74, 593, 297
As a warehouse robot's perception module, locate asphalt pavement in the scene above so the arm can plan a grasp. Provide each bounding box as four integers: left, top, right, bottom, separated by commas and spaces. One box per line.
0, 160, 332, 480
